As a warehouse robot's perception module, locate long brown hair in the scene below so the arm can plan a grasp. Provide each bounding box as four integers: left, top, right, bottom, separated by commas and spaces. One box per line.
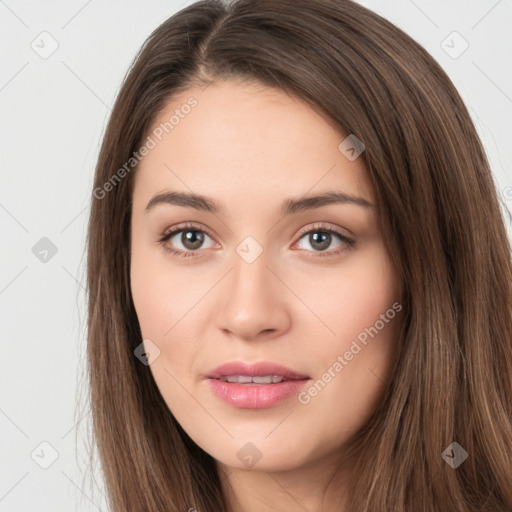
84, 0, 512, 510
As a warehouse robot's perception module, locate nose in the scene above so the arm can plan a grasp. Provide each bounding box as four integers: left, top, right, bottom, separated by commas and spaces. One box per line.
214, 248, 292, 341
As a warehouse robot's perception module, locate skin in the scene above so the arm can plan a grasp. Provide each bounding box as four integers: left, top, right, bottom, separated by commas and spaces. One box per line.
130, 80, 402, 511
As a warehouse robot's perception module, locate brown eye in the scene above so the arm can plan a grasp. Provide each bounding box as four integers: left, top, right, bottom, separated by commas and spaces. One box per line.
295, 224, 355, 257
158, 224, 217, 258
307, 232, 333, 251
178, 230, 205, 250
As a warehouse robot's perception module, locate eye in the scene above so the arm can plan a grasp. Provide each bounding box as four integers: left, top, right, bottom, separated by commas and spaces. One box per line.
157, 223, 217, 258
293, 223, 355, 257
157, 222, 355, 259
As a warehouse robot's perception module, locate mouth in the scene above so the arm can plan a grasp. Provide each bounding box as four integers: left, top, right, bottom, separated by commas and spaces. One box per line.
216, 374, 301, 384
205, 361, 310, 409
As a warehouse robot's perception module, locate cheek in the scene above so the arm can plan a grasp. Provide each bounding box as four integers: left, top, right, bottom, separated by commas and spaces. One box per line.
293, 243, 400, 344
130, 248, 204, 421
130, 243, 210, 390
130, 253, 169, 338
130, 240, 201, 339
294, 244, 401, 428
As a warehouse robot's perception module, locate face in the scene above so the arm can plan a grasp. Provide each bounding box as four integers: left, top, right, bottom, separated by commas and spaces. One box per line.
130, 80, 402, 473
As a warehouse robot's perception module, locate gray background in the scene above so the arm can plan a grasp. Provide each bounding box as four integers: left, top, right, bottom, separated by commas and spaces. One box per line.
1, 0, 511, 510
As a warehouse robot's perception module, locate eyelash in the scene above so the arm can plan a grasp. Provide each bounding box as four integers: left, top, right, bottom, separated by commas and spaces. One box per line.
157, 222, 355, 259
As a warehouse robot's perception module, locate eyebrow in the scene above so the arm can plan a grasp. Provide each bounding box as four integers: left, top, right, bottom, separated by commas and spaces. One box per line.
145, 191, 374, 215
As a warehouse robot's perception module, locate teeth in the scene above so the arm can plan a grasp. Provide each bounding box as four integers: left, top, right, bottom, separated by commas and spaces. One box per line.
219, 375, 286, 384
253, 376, 273, 384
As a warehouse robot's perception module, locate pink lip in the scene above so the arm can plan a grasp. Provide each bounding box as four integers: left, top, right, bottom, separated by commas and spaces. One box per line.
205, 361, 310, 409
206, 361, 309, 380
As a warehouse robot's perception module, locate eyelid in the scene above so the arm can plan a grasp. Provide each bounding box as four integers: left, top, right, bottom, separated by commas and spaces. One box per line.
295, 222, 353, 240
160, 221, 352, 241
160, 221, 216, 240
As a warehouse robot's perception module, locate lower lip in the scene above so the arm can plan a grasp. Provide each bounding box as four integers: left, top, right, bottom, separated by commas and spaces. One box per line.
207, 378, 309, 409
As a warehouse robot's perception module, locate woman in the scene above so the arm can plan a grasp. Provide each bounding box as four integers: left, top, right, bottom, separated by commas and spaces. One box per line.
86, 0, 512, 510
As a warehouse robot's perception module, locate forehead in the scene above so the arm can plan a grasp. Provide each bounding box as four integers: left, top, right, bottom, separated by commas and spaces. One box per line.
133, 80, 375, 214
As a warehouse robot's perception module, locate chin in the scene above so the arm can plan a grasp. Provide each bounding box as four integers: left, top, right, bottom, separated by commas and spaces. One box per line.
199, 434, 314, 473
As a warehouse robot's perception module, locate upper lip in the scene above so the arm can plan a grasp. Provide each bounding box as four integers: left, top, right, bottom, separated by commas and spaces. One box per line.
206, 361, 309, 380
